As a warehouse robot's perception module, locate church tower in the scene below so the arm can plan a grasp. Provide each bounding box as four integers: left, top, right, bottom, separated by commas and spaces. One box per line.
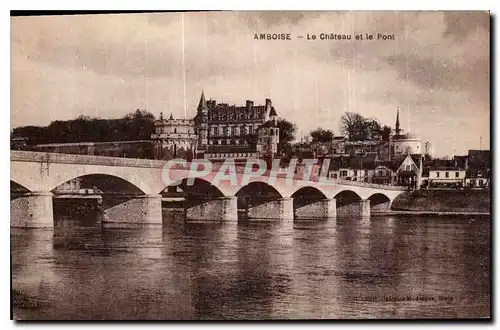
395, 107, 401, 136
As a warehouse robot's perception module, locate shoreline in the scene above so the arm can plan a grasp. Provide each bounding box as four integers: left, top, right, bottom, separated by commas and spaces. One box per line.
374, 210, 490, 217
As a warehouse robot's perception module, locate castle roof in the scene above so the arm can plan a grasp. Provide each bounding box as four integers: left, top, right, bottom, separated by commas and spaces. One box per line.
197, 90, 207, 110
269, 106, 278, 117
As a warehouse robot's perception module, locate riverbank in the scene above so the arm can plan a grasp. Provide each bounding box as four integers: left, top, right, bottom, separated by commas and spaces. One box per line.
375, 210, 490, 217
391, 189, 490, 214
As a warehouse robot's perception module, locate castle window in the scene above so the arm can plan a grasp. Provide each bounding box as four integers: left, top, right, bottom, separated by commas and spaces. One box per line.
174, 128, 177, 134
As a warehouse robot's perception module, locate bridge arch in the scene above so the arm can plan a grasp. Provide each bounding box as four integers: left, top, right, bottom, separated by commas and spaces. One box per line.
334, 190, 362, 207
10, 171, 36, 193
291, 186, 328, 199
291, 186, 330, 214
163, 177, 225, 197
367, 192, 391, 203
234, 181, 284, 199
290, 185, 329, 200
43, 165, 163, 195
11, 180, 31, 193
51, 174, 147, 195
367, 193, 393, 212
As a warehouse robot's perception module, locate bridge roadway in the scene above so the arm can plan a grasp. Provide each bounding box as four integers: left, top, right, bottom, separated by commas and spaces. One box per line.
10, 151, 406, 228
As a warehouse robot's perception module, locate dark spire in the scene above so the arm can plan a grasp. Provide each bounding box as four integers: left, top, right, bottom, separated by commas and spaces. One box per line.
197, 90, 207, 111
159, 112, 164, 120
169, 113, 174, 120
395, 106, 401, 136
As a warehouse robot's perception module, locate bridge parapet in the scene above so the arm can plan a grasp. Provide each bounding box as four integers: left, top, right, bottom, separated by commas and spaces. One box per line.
11, 151, 167, 169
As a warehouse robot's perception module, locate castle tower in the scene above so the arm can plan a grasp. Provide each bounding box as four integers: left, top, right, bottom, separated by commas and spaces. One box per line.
196, 90, 208, 147
257, 107, 280, 164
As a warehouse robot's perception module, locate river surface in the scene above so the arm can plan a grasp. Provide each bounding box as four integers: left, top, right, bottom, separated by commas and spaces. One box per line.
11, 213, 490, 320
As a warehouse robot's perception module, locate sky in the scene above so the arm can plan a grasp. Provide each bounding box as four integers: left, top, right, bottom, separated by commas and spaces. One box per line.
11, 11, 490, 157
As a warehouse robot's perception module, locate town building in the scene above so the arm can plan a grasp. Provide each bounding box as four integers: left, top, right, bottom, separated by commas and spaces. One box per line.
372, 165, 396, 185
327, 153, 378, 182
427, 167, 466, 188
393, 154, 424, 189
465, 149, 490, 189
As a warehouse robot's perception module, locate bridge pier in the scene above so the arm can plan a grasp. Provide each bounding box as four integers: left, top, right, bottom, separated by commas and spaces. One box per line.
247, 197, 294, 220
11, 191, 54, 228
337, 199, 370, 218
295, 198, 337, 219
102, 194, 163, 226
185, 196, 238, 221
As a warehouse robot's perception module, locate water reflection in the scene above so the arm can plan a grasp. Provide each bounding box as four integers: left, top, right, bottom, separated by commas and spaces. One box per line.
11, 213, 490, 320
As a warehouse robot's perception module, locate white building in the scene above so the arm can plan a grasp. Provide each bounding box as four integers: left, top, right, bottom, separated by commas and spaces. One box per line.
390, 108, 422, 157
428, 167, 466, 188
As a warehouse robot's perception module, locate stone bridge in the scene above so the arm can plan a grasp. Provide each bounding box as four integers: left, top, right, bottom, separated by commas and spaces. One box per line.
10, 151, 406, 227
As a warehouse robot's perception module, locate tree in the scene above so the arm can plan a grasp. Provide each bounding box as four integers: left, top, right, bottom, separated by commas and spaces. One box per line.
310, 128, 334, 143
366, 119, 382, 140
12, 109, 156, 145
276, 119, 297, 155
340, 112, 384, 141
382, 125, 392, 141
340, 112, 366, 141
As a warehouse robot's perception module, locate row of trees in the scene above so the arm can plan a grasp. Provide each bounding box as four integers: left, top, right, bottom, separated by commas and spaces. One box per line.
12, 110, 156, 145
309, 112, 392, 143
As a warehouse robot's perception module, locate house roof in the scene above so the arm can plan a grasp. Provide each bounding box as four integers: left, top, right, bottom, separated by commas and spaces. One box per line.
269, 106, 278, 117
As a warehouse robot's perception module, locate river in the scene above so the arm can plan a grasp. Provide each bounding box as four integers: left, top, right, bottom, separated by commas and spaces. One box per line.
11, 212, 490, 320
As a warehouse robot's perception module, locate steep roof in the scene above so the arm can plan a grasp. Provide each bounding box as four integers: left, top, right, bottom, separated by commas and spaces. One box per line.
197, 90, 207, 111
269, 106, 278, 117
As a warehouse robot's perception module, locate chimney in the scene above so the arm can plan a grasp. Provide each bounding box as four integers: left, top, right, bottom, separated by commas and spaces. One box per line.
246, 100, 254, 110
265, 98, 272, 108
